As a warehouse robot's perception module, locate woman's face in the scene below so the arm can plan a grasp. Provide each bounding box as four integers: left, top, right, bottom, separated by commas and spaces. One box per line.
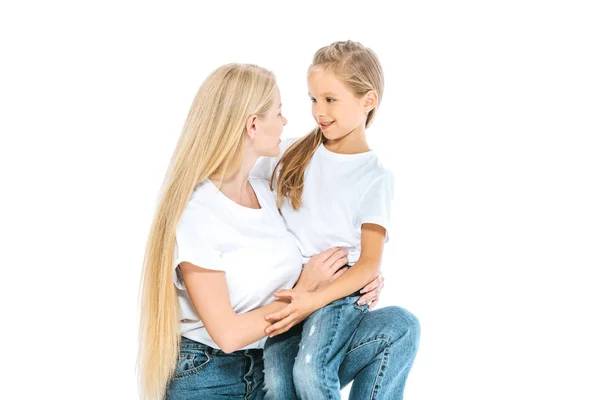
253, 86, 287, 157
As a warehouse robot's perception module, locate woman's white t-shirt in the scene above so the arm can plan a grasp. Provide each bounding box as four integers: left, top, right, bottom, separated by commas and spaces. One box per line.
251, 138, 394, 265
173, 178, 302, 350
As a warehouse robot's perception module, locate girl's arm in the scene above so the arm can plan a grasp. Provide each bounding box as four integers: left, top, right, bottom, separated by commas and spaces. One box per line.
264, 223, 387, 337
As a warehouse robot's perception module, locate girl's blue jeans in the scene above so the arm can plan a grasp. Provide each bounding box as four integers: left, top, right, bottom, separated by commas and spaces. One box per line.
263, 294, 420, 400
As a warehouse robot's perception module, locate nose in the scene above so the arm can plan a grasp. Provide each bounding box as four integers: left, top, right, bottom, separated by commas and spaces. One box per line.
282, 115, 288, 126
313, 102, 325, 118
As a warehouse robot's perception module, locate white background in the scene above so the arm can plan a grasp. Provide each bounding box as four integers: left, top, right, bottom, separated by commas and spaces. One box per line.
1, 1, 599, 399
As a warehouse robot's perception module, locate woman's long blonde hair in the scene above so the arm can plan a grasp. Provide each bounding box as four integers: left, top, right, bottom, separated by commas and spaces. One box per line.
272, 40, 385, 209
138, 63, 276, 400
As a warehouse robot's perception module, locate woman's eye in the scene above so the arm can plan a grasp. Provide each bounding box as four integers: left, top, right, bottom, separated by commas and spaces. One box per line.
326, 98, 335, 103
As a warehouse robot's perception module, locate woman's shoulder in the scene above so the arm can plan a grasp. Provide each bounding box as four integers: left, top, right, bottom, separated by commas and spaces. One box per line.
180, 181, 219, 221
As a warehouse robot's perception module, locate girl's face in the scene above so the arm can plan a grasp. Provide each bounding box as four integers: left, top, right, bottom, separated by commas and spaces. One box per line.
253, 86, 287, 157
307, 67, 369, 141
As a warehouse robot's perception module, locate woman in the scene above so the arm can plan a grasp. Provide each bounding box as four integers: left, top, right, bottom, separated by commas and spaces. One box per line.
138, 63, 350, 400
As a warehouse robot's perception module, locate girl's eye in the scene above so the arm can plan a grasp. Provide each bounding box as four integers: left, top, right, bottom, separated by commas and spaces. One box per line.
310, 98, 316, 103
326, 98, 335, 103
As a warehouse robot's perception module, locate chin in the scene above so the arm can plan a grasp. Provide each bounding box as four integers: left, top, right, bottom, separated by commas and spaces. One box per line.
321, 131, 343, 141
320, 130, 332, 140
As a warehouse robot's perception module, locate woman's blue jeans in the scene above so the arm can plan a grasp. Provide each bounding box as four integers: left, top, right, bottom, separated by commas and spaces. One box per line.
166, 336, 265, 399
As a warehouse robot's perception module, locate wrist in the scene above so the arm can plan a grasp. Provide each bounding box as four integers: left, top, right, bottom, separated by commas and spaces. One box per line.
294, 276, 316, 292
310, 289, 328, 310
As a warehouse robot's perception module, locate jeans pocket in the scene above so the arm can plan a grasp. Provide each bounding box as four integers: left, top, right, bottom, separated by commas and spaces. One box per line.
173, 348, 211, 379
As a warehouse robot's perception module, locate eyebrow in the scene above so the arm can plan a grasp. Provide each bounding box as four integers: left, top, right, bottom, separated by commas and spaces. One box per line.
308, 92, 338, 97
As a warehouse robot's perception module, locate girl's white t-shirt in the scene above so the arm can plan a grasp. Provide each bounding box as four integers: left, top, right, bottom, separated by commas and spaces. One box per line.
251, 137, 394, 265
173, 178, 302, 350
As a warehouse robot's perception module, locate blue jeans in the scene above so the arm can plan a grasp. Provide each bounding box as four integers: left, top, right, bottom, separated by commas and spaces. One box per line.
263, 295, 420, 400
166, 336, 265, 400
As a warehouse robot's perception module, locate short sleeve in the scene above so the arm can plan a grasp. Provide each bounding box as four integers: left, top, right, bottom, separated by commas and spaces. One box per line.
358, 171, 395, 242
173, 205, 225, 290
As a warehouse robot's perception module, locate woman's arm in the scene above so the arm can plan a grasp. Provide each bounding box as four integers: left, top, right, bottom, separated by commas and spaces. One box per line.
179, 246, 348, 353
180, 262, 290, 353
264, 223, 387, 337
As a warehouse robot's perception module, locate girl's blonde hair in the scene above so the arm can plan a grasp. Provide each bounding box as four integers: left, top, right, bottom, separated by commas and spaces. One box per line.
272, 40, 384, 209
138, 63, 276, 400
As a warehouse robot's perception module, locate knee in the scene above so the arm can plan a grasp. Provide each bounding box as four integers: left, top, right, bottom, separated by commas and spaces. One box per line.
387, 306, 421, 351
292, 352, 320, 389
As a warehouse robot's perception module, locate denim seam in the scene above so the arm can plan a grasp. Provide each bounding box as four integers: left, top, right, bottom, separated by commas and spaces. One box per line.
172, 347, 212, 379
346, 336, 390, 355
370, 343, 390, 400
243, 352, 251, 399
320, 302, 344, 400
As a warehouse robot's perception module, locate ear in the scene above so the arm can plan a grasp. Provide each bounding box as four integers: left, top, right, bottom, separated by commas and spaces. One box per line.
245, 114, 259, 139
363, 90, 378, 113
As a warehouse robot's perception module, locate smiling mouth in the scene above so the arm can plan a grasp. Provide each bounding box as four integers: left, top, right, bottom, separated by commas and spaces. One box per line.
319, 121, 334, 129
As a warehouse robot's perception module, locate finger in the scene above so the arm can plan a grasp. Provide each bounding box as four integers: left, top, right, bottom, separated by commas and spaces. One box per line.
332, 267, 348, 280
265, 313, 297, 336
368, 298, 379, 310
329, 257, 349, 273
269, 317, 300, 337
360, 277, 379, 294
358, 292, 377, 306
318, 247, 340, 262
265, 305, 294, 323
273, 289, 295, 299
323, 248, 348, 264
358, 293, 370, 305
269, 325, 292, 337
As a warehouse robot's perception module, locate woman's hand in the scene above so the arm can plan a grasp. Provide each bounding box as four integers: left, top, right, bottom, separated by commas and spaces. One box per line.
357, 271, 384, 310
295, 247, 349, 292
264, 289, 320, 337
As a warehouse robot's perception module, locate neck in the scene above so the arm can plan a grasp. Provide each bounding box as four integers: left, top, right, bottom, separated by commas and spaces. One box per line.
324, 125, 369, 154
210, 140, 260, 207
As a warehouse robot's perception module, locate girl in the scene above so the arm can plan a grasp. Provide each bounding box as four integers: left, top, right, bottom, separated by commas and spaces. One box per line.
137, 63, 351, 400
255, 41, 420, 399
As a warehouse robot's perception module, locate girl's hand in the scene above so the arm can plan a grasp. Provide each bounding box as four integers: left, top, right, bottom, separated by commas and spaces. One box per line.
264, 289, 319, 337
295, 247, 349, 292
358, 272, 384, 310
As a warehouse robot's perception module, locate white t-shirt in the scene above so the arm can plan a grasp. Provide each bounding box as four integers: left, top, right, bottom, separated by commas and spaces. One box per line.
251, 137, 394, 265
173, 178, 302, 350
